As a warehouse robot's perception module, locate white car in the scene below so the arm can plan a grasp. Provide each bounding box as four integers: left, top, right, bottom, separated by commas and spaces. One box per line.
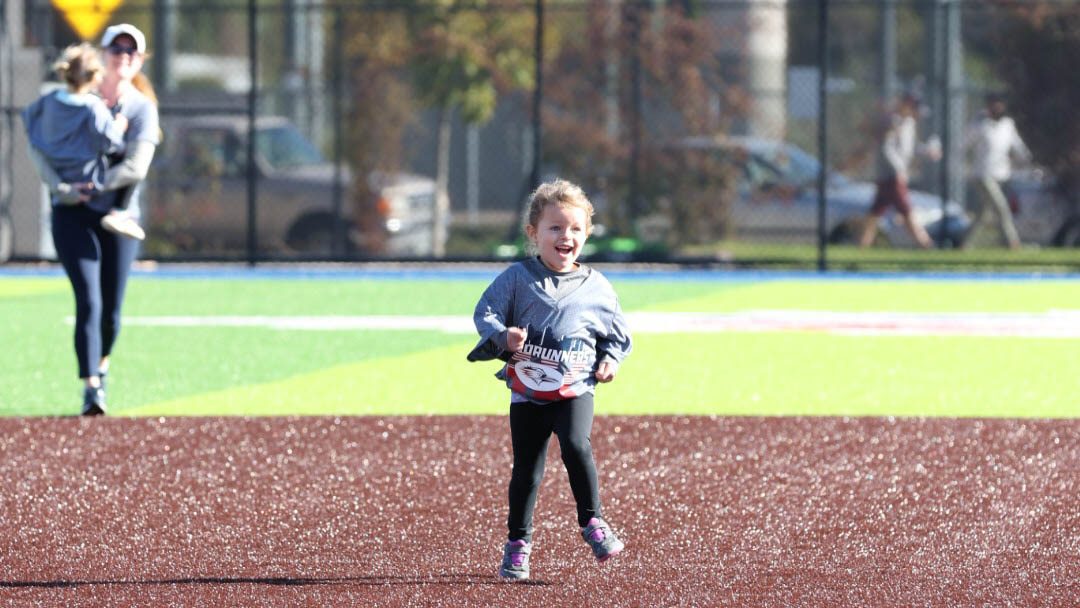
666, 136, 970, 247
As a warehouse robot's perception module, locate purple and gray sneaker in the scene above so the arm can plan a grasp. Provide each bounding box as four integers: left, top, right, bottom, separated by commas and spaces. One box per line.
499, 539, 532, 580
581, 517, 624, 562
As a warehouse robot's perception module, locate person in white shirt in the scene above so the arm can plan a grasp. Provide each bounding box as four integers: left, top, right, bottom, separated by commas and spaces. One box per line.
859, 91, 942, 249
963, 93, 1031, 250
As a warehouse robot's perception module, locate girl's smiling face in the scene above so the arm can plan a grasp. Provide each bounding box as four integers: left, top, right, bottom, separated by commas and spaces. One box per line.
526, 203, 591, 272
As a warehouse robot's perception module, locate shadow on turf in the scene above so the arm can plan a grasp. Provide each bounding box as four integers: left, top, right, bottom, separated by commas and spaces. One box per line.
0, 574, 552, 588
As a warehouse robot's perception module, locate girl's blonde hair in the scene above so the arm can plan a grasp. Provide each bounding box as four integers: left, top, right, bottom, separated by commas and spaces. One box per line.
53, 43, 103, 92
525, 179, 595, 235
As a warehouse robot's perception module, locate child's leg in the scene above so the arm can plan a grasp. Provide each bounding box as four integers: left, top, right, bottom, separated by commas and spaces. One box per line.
111, 186, 133, 211
507, 401, 554, 543
552, 393, 602, 528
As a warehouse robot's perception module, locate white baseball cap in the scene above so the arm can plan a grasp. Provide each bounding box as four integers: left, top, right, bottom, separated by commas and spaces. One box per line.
101, 24, 147, 53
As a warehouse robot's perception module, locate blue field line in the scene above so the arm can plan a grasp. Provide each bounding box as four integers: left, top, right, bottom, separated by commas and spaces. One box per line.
2, 263, 1079, 282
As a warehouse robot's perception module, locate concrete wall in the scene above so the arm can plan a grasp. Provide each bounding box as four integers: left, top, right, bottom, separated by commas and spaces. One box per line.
1, 0, 48, 260
710, 0, 789, 139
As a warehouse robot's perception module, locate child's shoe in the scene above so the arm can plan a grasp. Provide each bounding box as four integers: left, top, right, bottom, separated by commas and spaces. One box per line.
582, 517, 624, 562
101, 211, 146, 241
498, 539, 532, 580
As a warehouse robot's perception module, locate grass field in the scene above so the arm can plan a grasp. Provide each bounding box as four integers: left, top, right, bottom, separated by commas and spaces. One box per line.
1, 267, 1078, 418
683, 242, 1080, 272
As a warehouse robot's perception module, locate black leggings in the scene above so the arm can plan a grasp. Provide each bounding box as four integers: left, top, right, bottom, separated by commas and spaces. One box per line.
507, 393, 602, 542
51, 205, 139, 379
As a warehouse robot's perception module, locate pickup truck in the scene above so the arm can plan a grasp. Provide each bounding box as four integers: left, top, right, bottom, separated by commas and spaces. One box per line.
147, 115, 441, 256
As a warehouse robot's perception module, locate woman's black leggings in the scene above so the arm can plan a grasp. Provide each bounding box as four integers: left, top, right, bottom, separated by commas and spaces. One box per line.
51, 205, 139, 379
507, 393, 602, 542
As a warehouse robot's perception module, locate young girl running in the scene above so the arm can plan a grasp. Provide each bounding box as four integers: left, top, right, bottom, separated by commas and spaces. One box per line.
468, 179, 633, 581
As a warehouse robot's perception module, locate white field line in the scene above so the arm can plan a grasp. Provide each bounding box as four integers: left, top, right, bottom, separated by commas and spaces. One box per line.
95, 310, 1080, 338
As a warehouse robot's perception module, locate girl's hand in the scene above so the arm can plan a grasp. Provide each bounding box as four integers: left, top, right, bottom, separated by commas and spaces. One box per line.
77, 182, 97, 201
506, 326, 528, 352
595, 360, 618, 383
55, 182, 94, 204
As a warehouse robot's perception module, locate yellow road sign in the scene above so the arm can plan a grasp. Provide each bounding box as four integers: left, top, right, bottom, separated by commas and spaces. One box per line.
51, 0, 125, 41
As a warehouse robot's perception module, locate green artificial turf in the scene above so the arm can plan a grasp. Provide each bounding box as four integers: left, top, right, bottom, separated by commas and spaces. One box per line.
1, 272, 1077, 418
682, 241, 1080, 272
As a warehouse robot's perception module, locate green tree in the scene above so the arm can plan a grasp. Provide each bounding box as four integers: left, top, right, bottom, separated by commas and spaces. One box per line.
336, 9, 417, 254
404, 1, 535, 255
335, 3, 533, 255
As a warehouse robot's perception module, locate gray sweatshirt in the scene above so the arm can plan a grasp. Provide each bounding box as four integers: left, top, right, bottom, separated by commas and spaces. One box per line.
468, 257, 633, 404
25, 87, 160, 215
22, 89, 126, 196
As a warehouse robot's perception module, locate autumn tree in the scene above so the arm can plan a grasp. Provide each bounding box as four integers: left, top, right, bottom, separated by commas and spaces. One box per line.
541, 2, 738, 245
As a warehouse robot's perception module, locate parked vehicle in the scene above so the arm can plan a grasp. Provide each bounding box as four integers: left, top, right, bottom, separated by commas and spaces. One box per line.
662, 135, 970, 247
147, 115, 441, 256
0, 208, 11, 263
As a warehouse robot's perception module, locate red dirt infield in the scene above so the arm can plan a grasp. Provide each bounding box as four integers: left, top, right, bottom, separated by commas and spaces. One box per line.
1, 415, 1077, 607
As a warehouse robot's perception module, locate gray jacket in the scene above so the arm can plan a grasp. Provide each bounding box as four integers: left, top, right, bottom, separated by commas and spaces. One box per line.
24, 87, 159, 215
22, 89, 126, 196
468, 257, 633, 404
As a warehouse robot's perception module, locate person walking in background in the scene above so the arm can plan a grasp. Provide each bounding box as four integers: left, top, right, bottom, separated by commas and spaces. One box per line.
962, 93, 1030, 250
859, 91, 942, 249
22, 24, 160, 415
468, 179, 632, 581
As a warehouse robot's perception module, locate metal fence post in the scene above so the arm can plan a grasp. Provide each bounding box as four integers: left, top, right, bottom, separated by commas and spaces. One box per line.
529, 0, 544, 193
246, 0, 259, 265
152, 0, 177, 94
627, 1, 644, 229
938, 0, 961, 248
816, 0, 829, 272
880, 0, 897, 101
331, 5, 345, 257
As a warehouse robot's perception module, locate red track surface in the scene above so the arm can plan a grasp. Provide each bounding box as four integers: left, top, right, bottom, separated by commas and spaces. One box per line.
1, 416, 1077, 607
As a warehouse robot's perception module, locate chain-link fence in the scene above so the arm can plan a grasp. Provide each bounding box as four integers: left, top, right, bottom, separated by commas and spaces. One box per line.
2, 0, 1078, 268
